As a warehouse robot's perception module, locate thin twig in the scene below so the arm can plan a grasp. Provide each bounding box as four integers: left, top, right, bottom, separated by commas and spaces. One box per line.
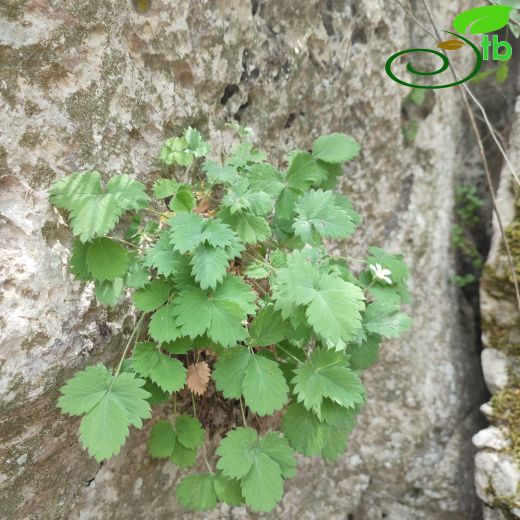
416, 0, 520, 311
114, 313, 146, 377
239, 398, 248, 427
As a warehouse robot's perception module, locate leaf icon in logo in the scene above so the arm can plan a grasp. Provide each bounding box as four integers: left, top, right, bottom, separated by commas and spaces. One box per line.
453, 5, 513, 35
437, 39, 466, 51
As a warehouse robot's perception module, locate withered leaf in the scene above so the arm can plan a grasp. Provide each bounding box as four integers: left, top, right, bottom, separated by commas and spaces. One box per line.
187, 361, 211, 396
437, 39, 466, 51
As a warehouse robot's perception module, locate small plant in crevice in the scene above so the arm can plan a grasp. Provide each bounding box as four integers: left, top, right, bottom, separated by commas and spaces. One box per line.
450, 183, 485, 288
49, 127, 412, 513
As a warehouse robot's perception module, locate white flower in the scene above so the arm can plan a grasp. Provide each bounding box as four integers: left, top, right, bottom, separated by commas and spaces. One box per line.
369, 263, 392, 285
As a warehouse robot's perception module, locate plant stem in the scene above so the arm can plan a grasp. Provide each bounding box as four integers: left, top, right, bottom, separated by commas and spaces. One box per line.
239, 398, 248, 427
191, 392, 197, 419
114, 313, 146, 377
202, 444, 214, 475
275, 344, 303, 365
102, 236, 139, 249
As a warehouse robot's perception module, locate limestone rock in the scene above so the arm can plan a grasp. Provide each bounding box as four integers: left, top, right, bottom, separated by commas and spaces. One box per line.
0, 1, 485, 518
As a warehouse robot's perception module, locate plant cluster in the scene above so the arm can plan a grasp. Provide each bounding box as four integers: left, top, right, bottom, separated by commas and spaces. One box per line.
451, 184, 484, 287
50, 127, 411, 513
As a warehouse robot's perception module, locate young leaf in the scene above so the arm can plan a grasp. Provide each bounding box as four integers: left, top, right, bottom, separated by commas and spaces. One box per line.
312, 133, 360, 163
292, 348, 365, 418
176, 474, 217, 511
132, 279, 171, 312
86, 237, 129, 281
132, 342, 186, 393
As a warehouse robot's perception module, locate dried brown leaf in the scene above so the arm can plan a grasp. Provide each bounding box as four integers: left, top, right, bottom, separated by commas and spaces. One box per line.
187, 361, 211, 396
437, 39, 466, 51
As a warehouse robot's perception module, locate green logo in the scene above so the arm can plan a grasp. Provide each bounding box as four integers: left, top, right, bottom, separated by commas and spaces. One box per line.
385, 5, 514, 89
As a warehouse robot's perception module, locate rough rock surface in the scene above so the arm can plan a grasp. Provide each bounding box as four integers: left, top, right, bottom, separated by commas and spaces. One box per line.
476, 94, 520, 520
0, 1, 485, 519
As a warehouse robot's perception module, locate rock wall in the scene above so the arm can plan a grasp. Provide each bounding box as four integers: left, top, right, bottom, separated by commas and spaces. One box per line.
475, 94, 520, 520
0, 1, 485, 519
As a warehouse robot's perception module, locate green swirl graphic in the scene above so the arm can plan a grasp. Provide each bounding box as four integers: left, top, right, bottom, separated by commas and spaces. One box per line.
385, 32, 483, 89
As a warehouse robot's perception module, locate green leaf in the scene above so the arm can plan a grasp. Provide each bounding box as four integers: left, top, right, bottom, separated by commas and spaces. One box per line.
213, 348, 252, 399
132, 279, 171, 312
95, 278, 124, 307
86, 237, 129, 281
49, 172, 149, 242
202, 161, 239, 185
286, 152, 323, 191
306, 273, 365, 345
213, 473, 243, 506
241, 452, 283, 512
249, 305, 291, 347
242, 355, 289, 416
169, 213, 238, 253
320, 426, 349, 461
173, 275, 255, 346
176, 474, 217, 511
148, 420, 176, 458
282, 403, 326, 456
247, 163, 285, 197
152, 179, 195, 212
160, 137, 193, 166
219, 207, 271, 244
453, 5, 512, 34
258, 432, 297, 478
170, 442, 197, 468
125, 254, 149, 289
144, 230, 184, 277
312, 133, 360, 163
346, 335, 381, 371
363, 302, 412, 339
215, 427, 292, 512
293, 189, 358, 243
292, 348, 365, 418
227, 141, 267, 168
190, 244, 229, 290
148, 304, 182, 343
132, 342, 186, 393
184, 127, 211, 157
58, 364, 151, 461
70, 239, 90, 280
216, 427, 258, 479
244, 261, 271, 279
222, 180, 274, 216
175, 415, 205, 449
